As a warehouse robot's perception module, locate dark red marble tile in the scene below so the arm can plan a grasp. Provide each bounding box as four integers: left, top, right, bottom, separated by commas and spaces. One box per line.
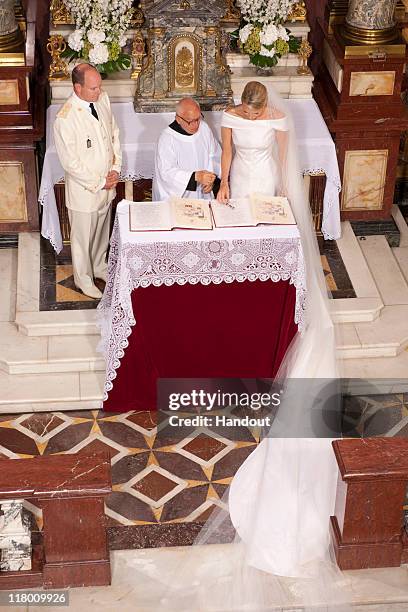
182, 433, 227, 462
124, 411, 157, 430
105, 491, 157, 523
19, 414, 65, 436
0, 428, 39, 455
211, 445, 256, 481
43, 422, 93, 454
154, 450, 207, 481
160, 485, 209, 522
131, 470, 180, 502
98, 421, 149, 449
111, 452, 150, 485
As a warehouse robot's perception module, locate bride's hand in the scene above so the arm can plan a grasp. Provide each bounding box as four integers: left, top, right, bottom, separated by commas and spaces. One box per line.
217, 181, 230, 203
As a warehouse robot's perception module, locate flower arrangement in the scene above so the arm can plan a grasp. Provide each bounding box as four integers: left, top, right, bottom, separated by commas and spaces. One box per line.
61, 0, 134, 74
233, 0, 301, 68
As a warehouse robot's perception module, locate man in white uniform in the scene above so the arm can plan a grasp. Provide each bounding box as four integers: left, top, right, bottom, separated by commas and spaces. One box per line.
153, 98, 221, 201
54, 63, 122, 299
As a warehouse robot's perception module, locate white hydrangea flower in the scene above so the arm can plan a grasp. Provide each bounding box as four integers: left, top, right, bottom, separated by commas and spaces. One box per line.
239, 23, 254, 43
260, 45, 276, 57
119, 35, 128, 48
89, 42, 109, 64
260, 23, 279, 45
87, 28, 106, 44
277, 24, 289, 41
68, 29, 84, 52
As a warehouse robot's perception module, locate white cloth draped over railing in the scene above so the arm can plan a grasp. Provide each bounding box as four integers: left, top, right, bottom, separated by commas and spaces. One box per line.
39, 100, 342, 253
97, 201, 307, 401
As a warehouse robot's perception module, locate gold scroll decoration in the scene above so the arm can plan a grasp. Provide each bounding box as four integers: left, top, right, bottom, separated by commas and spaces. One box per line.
47, 35, 69, 80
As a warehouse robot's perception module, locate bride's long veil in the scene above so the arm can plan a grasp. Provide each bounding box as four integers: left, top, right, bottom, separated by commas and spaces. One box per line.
130, 85, 353, 611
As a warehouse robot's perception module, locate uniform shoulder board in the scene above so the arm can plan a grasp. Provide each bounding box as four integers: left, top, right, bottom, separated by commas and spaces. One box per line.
56, 102, 72, 119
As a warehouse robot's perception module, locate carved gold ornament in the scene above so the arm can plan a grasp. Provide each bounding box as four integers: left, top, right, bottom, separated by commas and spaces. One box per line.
176, 46, 194, 86
287, 1, 307, 23
47, 35, 69, 80
50, 0, 73, 26
131, 30, 146, 80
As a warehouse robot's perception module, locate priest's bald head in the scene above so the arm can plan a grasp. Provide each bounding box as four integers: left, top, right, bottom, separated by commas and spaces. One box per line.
175, 98, 202, 135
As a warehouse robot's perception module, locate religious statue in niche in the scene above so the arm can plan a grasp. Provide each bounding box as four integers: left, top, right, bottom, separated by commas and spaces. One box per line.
134, 0, 233, 112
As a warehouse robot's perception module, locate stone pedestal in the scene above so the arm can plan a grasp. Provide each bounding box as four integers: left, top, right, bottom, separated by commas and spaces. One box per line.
0, 452, 111, 590
330, 438, 408, 570
314, 3, 408, 222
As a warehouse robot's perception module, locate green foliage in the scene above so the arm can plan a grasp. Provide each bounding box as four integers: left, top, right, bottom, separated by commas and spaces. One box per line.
61, 46, 131, 75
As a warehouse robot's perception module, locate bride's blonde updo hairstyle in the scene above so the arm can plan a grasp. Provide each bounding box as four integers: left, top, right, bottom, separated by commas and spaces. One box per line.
241, 81, 268, 109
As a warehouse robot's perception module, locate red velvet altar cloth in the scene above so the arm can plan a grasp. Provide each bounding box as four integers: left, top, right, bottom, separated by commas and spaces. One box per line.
103, 279, 298, 412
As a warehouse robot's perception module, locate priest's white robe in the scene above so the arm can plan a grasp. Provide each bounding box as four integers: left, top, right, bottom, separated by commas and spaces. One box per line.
152, 121, 221, 201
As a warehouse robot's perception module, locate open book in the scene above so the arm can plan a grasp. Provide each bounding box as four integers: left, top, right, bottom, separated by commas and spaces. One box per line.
211, 194, 296, 228
128, 194, 296, 231
129, 197, 213, 231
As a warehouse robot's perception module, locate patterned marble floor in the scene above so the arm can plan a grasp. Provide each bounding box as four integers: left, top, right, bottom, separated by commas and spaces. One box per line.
0, 392, 407, 550
39, 235, 355, 311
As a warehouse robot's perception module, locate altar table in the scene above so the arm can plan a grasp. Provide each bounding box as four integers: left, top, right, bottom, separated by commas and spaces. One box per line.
98, 201, 306, 412
39, 100, 341, 253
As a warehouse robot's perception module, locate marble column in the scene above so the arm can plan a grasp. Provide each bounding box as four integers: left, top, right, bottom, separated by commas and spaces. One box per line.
0, 0, 23, 52
344, 0, 399, 44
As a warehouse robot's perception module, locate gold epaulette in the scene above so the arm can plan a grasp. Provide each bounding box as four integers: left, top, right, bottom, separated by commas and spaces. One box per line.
56, 102, 72, 119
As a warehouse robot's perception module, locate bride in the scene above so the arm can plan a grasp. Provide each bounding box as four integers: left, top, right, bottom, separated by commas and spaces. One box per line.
218, 80, 289, 202
131, 83, 351, 610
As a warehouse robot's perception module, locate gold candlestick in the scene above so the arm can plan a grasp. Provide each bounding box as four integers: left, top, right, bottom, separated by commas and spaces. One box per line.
297, 39, 312, 75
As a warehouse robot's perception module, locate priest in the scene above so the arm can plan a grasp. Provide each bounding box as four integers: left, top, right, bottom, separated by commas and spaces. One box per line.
153, 98, 221, 201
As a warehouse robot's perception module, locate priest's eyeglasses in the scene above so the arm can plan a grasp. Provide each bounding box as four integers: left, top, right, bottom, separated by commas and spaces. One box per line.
176, 112, 204, 126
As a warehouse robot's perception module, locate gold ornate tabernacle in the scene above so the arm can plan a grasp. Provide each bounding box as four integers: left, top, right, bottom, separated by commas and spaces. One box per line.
134, 0, 233, 112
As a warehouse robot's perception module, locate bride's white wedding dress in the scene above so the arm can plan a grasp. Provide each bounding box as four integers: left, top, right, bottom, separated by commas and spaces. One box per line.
130, 91, 351, 611
221, 110, 288, 198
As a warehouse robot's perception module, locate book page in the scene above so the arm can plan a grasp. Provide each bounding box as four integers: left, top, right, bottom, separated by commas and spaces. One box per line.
170, 197, 213, 230
211, 198, 255, 228
129, 200, 173, 231
251, 194, 296, 225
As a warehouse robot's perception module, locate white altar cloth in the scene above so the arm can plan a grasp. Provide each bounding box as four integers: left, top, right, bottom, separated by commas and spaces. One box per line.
98, 200, 306, 400
39, 100, 341, 253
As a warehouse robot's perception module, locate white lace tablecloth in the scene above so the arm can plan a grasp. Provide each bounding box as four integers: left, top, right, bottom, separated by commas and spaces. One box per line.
39, 99, 341, 253
97, 201, 306, 401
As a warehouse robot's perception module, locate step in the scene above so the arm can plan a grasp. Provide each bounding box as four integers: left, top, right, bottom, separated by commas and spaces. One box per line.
359, 235, 408, 306
341, 346, 408, 380
336, 307, 408, 359
331, 222, 383, 323
16, 309, 100, 336
0, 323, 104, 374
0, 370, 104, 414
